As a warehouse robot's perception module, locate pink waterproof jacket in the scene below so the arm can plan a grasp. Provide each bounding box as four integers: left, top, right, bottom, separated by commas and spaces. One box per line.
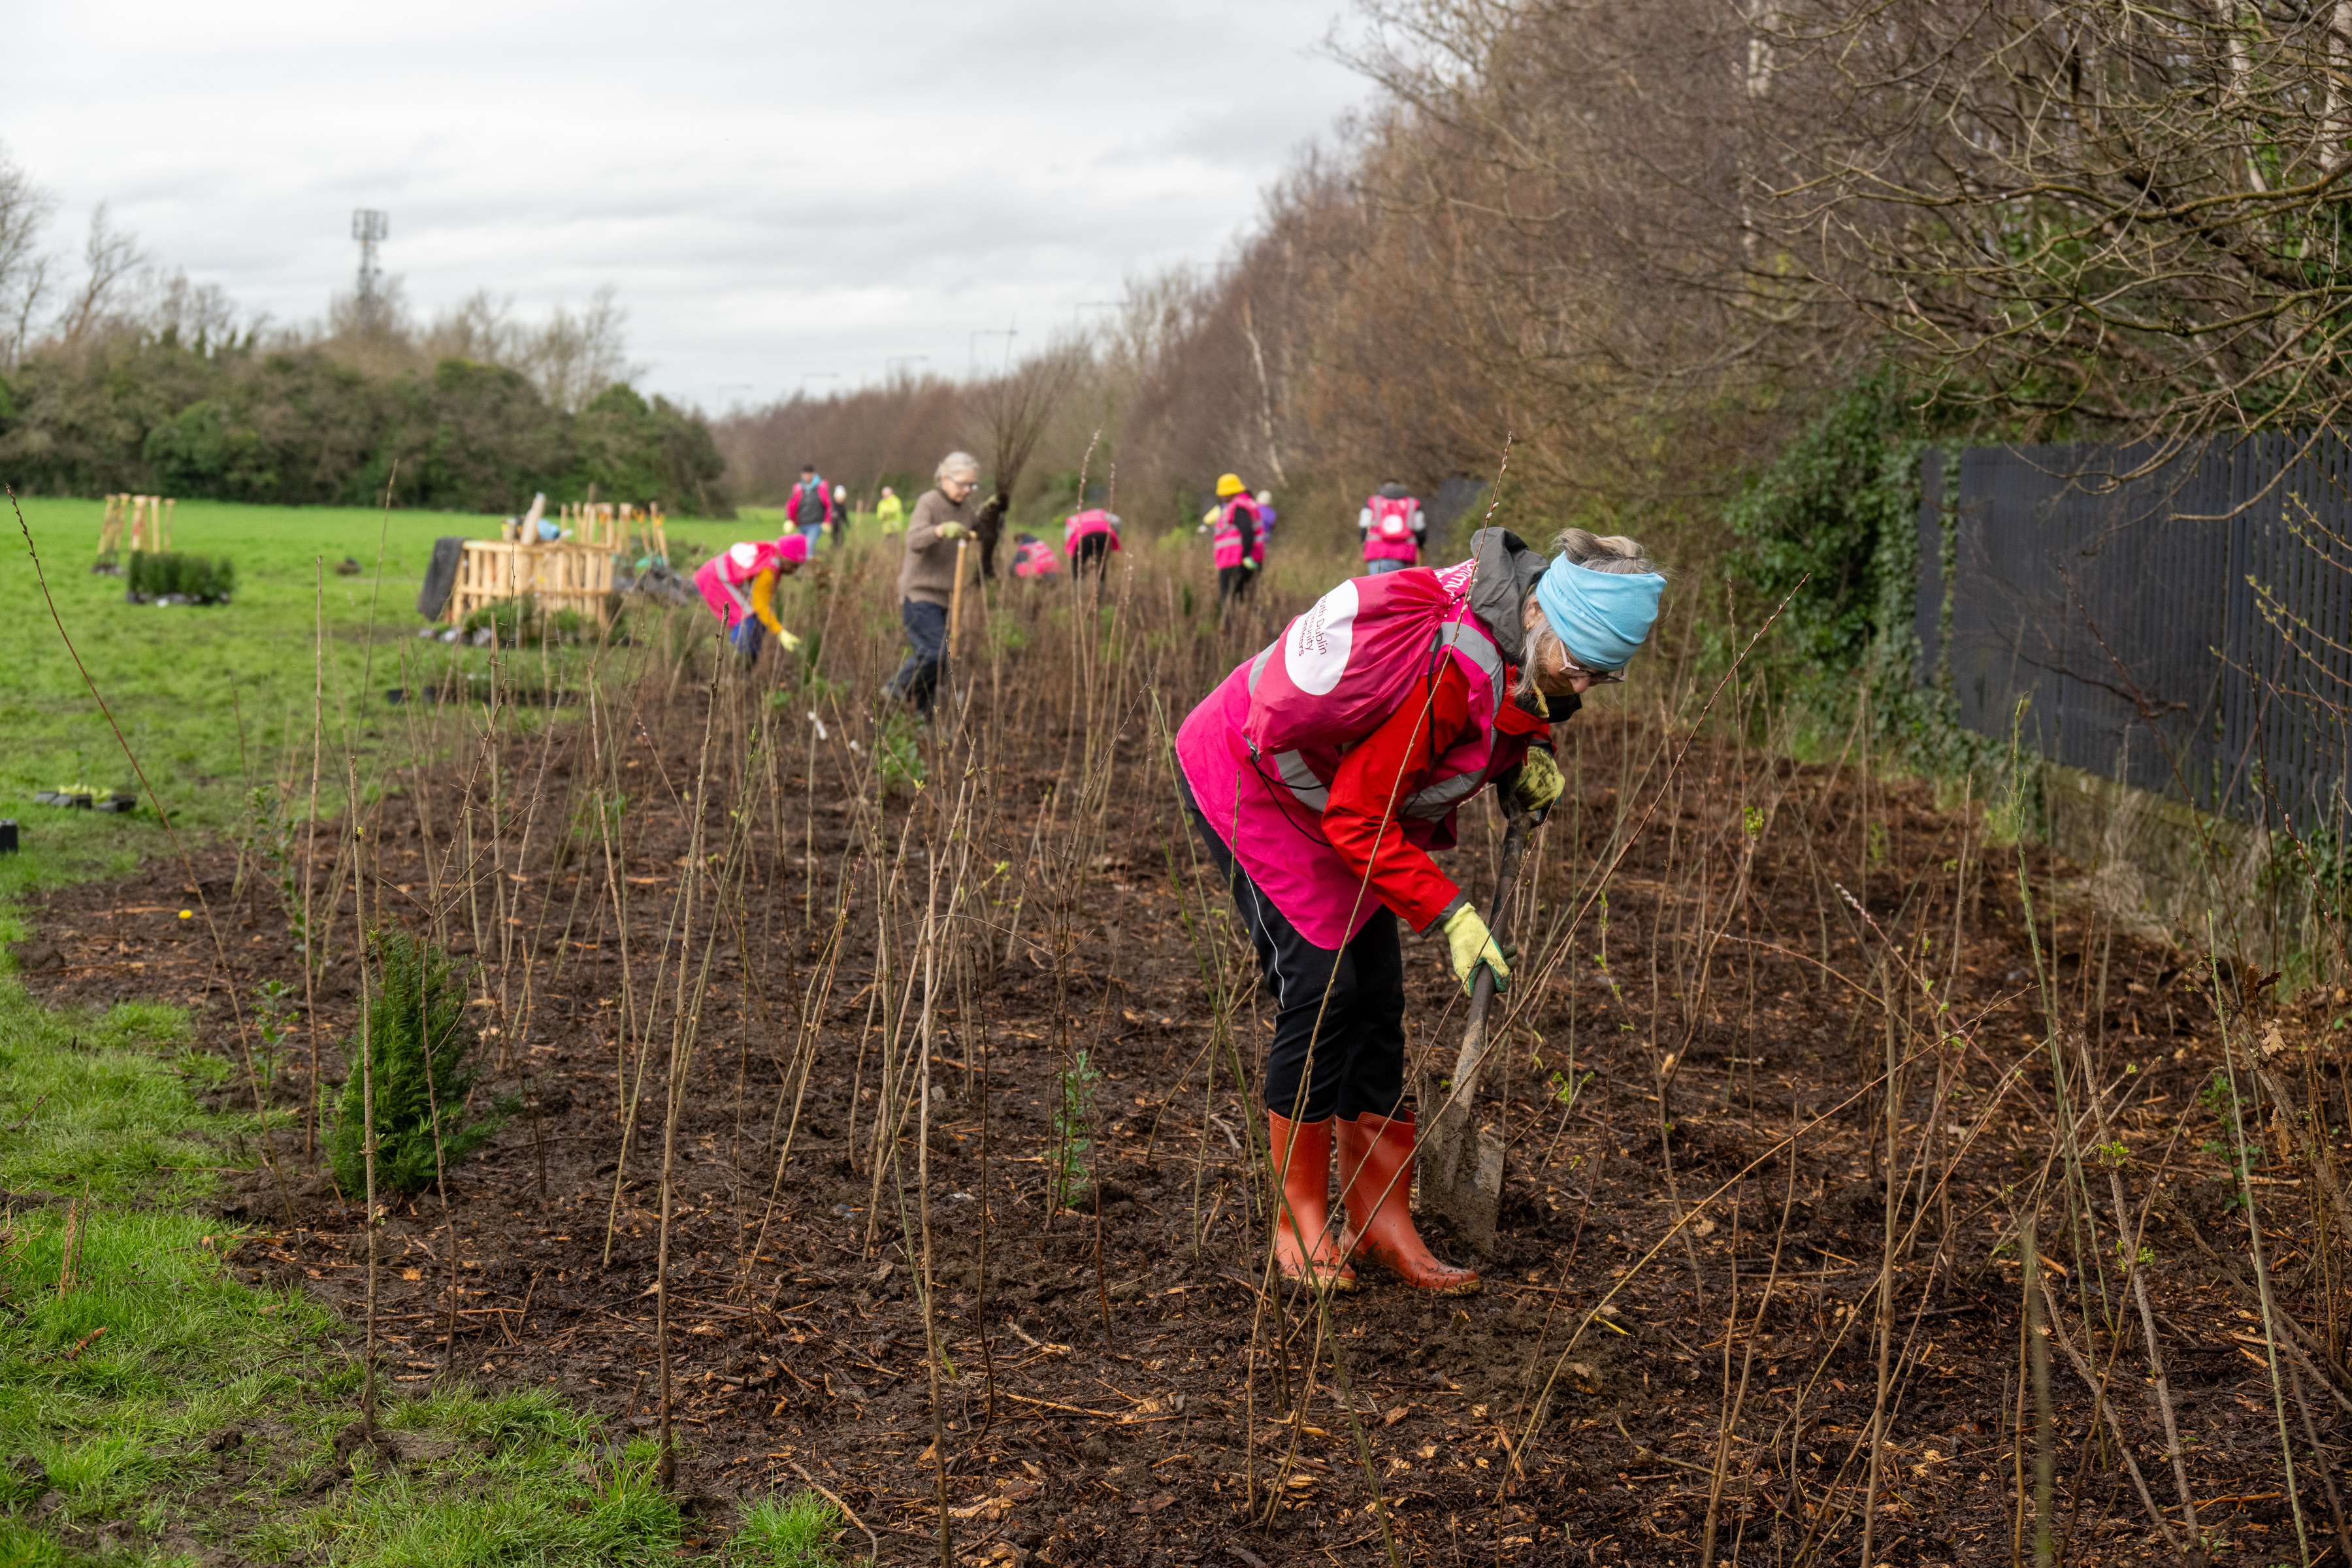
1175, 561, 1510, 947
694, 536, 806, 629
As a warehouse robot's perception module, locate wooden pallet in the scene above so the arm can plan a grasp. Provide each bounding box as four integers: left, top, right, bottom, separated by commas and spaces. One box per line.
446, 540, 616, 626
564, 501, 668, 560
99, 494, 172, 554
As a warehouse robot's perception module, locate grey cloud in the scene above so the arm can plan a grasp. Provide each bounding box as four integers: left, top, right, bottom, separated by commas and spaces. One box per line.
9, 0, 1367, 408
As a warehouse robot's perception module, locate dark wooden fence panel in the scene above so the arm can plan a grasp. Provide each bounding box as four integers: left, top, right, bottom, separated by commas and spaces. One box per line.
1937, 438, 2352, 834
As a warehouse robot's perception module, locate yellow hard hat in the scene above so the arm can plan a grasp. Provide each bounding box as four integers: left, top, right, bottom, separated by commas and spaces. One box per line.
1215, 473, 1246, 497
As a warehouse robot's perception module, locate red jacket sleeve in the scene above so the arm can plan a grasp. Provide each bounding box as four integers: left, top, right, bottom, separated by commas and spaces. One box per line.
1485, 683, 1556, 781
1320, 664, 1481, 934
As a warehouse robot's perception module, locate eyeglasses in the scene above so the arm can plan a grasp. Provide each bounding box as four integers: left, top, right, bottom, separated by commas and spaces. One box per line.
1563, 651, 1626, 686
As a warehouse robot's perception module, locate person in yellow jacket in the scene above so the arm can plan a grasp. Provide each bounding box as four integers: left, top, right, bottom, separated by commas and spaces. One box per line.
875, 487, 907, 534
694, 535, 810, 665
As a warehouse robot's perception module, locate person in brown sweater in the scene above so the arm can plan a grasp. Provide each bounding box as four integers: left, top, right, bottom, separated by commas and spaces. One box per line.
886, 451, 981, 716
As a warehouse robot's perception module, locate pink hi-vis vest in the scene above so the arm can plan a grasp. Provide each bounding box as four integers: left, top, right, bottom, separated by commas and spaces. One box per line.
694, 536, 804, 629
1176, 561, 1509, 947
1013, 538, 1062, 578
1211, 494, 1264, 568
1364, 495, 1421, 563
1064, 508, 1120, 553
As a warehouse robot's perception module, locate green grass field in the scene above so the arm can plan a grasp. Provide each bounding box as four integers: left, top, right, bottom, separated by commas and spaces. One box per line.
5, 497, 499, 806
0, 498, 776, 926
0, 497, 847, 1565
0, 978, 844, 1566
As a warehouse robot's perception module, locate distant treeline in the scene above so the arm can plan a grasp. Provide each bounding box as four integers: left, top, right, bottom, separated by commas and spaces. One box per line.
0, 333, 728, 516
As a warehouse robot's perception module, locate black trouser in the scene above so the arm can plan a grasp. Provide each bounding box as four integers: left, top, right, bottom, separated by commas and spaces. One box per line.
1181, 775, 1405, 1123
887, 598, 948, 717
1217, 564, 1256, 606
1075, 532, 1113, 574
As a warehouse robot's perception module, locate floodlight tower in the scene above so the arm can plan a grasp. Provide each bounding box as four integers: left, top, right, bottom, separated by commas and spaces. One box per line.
351, 209, 389, 310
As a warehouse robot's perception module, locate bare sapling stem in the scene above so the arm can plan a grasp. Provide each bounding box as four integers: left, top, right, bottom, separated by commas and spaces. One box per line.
2031, 1268, 2181, 1551
2029, 1221, 2051, 1568
2212, 922, 2313, 1566
2011, 1243, 2029, 1568
917, 840, 951, 1568
1859, 968, 1899, 1568
2087, 1044, 2200, 1543
359, 868, 380, 1435
975, 923, 1000, 1437
653, 673, 725, 1492
306, 559, 326, 1160
1703, 1150, 1795, 1568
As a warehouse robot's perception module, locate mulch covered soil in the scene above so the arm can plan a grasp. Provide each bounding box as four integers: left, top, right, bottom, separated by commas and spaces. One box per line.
15, 674, 2345, 1566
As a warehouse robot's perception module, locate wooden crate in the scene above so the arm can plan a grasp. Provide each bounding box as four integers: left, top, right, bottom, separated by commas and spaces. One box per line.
565, 501, 668, 559
446, 540, 616, 626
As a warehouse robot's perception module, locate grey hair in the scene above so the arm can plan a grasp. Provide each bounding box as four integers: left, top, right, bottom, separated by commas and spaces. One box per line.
1552, 527, 1658, 576
1516, 619, 1569, 703
936, 450, 981, 484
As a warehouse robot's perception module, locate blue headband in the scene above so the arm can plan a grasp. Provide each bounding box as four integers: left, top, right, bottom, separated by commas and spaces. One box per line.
1533, 558, 1666, 672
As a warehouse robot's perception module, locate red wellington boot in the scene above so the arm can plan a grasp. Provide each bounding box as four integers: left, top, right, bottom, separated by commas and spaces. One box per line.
1337, 1109, 1480, 1296
1265, 1111, 1357, 1293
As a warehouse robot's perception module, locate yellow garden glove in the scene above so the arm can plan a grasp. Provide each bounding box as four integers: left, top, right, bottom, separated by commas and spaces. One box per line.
1442, 905, 1511, 996
1243, 557, 1260, 572
935, 522, 969, 542
1511, 747, 1563, 815
777, 629, 803, 653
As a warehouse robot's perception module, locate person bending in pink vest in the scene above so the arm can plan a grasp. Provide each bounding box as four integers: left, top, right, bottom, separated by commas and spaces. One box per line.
1175, 526, 1665, 1295
1064, 508, 1121, 578
1359, 481, 1425, 574
693, 532, 810, 665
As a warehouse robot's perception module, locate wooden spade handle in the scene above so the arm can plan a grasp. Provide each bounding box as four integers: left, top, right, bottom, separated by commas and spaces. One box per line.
1450, 802, 1541, 1092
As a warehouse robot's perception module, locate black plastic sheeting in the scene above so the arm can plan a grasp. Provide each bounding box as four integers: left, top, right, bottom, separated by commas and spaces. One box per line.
417, 536, 466, 621
1923, 437, 2352, 834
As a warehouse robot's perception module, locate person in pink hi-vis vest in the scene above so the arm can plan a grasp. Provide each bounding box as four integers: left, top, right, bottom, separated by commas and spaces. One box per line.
1011, 533, 1062, 578
1208, 473, 1263, 614
694, 533, 809, 664
1177, 526, 1666, 1296
1359, 482, 1426, 574
1064, 508, 1121, 577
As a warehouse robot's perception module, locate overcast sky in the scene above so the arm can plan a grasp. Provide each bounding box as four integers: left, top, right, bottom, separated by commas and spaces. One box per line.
7, 0, 1372, 413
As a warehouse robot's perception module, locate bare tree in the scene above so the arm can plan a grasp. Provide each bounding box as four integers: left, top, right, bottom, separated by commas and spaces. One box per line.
423, 289, 520, 365
58, 202, 146, 346
1763, 0, 2352, 462
519, 285, 643, 412
968, 336, 1088, 506
138, 267, 242, 348
962, 338, 1088, 573
0, 142, 56, 370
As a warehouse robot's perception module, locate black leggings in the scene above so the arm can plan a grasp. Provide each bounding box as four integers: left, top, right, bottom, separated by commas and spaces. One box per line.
1181, 776, 1405, 1122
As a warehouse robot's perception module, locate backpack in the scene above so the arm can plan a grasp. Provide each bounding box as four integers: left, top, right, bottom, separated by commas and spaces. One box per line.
1370, 494, 1418, 539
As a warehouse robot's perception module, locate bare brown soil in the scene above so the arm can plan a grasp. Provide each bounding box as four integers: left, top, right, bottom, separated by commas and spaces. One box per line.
16, 661, 2345, 1567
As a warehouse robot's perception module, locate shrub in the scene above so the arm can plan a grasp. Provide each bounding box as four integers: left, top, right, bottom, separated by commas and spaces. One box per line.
875, 708, 928, 794
329, 931, 510, 1196
728, 1490, 844, 1567
462, 595, 540, 647
459, 595, 610, 648
125, 551, 235, 604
